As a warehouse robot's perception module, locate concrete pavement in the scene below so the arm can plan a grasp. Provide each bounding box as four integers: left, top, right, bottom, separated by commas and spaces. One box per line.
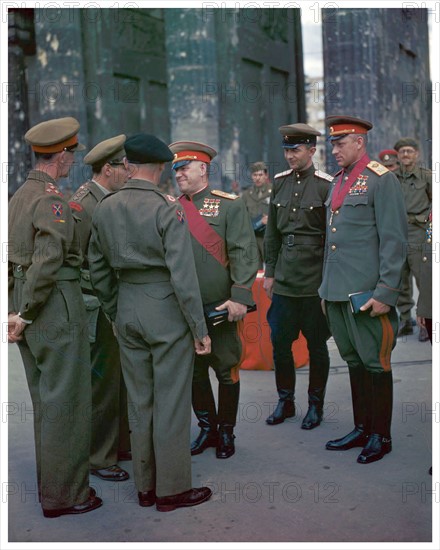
6, 331, 435, 544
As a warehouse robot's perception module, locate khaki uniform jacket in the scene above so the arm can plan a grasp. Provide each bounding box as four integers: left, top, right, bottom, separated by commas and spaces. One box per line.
319, 161, 408, 306
8, 170, 82, 320
264, 164, 332, 297
241, 184, 272, 221
88, 178, 208, 340
179, 186, 258, 306
395, 165, 432, 225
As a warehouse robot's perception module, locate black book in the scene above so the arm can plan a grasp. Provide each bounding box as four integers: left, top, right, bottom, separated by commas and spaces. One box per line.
348, 290, 374, 314
204, 301, 257, 327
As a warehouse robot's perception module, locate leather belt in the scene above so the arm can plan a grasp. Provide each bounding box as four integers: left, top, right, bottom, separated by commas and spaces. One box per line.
13, 264, 80, 281
281, 234, 324, 247
117, 268, 171, 284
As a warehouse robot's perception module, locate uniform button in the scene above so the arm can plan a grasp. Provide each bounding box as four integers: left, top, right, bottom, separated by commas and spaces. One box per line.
309, 206, 313, 210
277, 203, 281, 207
331, 227, 337, 233
294, 193, 298, 197
422, 256, 428, 262
427, 238, 432, 244
331, 245, 337, 251
297, 181, 301, 185
335, 210, 339, 215
292, 208, 296, 212
344, 176, 349, 181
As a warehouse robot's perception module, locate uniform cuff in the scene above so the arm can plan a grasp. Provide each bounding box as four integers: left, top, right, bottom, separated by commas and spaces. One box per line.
230, 285, 254, 307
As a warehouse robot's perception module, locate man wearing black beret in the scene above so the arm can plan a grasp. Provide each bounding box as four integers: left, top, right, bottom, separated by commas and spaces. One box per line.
89, 133, 213, 511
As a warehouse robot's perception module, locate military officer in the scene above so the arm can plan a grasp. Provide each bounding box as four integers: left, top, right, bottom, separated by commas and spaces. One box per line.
241, 161, 272, 267
169, 140, 259, 459
393, 137, 432, 341
320, 115, 407, 464
378, 149, 399, 172
88, 133, 212, 512
263, 123, 332, 430
69, 135, 130, 482
8, 117, 102, 517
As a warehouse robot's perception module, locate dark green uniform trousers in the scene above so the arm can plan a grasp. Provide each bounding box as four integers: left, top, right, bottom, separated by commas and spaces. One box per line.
115, 281, 194, 498
397, 223, 425, 320
14, 279, 92, 510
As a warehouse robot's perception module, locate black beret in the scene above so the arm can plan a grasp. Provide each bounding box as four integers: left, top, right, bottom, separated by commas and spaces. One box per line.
125, 133, 174, 164
394, 137, 419, 151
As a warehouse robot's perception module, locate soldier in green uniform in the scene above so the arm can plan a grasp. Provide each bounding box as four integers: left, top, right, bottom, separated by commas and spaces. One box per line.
169, 141, 259, 459
393, 138, 432, 341
88, 133, 212, 512
319, 115, 407, 464
241, 161, 272, 268
263, 123, 332, 430
69, 135, 130, 482
8, 117, 102, 517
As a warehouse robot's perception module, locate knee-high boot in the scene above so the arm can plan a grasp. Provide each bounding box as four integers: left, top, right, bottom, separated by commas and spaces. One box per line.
326, 366, 371, 450
357, 371, 393, 464
216, 382, 240, 459
301, 349, 330, 430
266, 359, 296, 425
191, 379, 218, 456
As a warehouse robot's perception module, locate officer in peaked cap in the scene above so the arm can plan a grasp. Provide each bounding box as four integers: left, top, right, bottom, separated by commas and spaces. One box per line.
392, 136, 432, 341
8, 117, 102, 517
169, 139, 258, 460
319, 114, 407, 465
69, 134, 131, 483
89, 133, 213, 511
378, 149, 399, 171
263, 122, 332, 431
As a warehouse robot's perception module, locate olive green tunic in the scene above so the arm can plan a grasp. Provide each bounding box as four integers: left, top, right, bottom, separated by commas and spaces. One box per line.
241, 184, 272, 265
8, 169, 91, 511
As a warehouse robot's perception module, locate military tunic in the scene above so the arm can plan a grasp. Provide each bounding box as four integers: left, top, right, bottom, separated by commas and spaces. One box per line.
241, 184, 272, 266
179, 186, 258, 385
69, 180, 130, 471
394, 165, 432, 321
319, 161, 408, 372
8, 170, 91, 511
88, 178, 208, 497
417, 212, 432, 339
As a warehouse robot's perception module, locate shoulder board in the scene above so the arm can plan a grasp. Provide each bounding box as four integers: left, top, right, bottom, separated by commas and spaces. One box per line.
211, 189, 238, 200
45, 182, 64, 196
314, 170, 334, 182
367, 161, 389, 176
274, 169, 294, 179
70, 183, 91, 202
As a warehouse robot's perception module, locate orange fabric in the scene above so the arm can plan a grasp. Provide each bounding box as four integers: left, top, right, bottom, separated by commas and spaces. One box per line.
240, 272, 309, 370
379, 315, 394, 372
31, 134, 79, 153
173, 150, 212, 164
329, 123, 368, 136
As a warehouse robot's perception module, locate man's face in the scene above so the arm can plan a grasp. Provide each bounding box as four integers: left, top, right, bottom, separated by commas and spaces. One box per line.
107, 159, 129, 192
331, 135, 363, 168
174, 161, 206, 195
283, 145, 315, 172
397, 146, 419, 170
58, 149, 76, 178
251, 170, 267, 187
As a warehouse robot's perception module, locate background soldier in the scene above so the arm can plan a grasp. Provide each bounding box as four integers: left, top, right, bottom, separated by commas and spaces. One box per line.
393, 137, 432, 342
170, 141, 259, 459
8, 117, 102, 517
69, 135, 131, 483
89, 133, 212, 512
320, 115, 407, 464
241, 161, 272, 268
263, 123, 332, 430
378, 149, 399, 172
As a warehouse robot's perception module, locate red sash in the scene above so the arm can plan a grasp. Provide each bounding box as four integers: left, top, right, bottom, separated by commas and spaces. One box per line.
179, 194, 229, 268
331, 153, 370, 211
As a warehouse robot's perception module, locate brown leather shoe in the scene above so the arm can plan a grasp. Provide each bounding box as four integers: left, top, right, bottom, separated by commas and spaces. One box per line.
138, 490, 156, 507
117, 450, 132, 461
156, 487, 212, 512
90, 464, 129, 481
43, 492, 103, 518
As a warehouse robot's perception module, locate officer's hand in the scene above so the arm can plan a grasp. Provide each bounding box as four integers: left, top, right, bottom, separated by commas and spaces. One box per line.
7, 313, 26, 343
195, 335, 211, 355
416, 315, 426, 328
263, 277, 274, 300
216, 300, 247, 322
360, 298, 390, 317
261, 214, 268, 225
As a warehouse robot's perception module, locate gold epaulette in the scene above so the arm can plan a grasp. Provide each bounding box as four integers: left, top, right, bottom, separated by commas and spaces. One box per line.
274, 169, 294, 179
211, 189, 239, 200
367, 161, 389, 176
314, 170, 334, 182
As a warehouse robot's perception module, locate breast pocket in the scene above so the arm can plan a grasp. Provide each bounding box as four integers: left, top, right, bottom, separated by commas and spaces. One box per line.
344, 195, 369, 207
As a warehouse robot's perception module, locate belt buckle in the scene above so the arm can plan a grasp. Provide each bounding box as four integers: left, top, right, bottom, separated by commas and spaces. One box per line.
287, 234, 295, 247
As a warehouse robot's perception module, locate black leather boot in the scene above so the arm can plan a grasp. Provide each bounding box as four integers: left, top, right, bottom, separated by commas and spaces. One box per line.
266, 389, 295, 425
216, 382, 240, 459
326, 367, 371, 450
191, 380, 218, 456
357, 371, 393, 464
301, 398, 323, 430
